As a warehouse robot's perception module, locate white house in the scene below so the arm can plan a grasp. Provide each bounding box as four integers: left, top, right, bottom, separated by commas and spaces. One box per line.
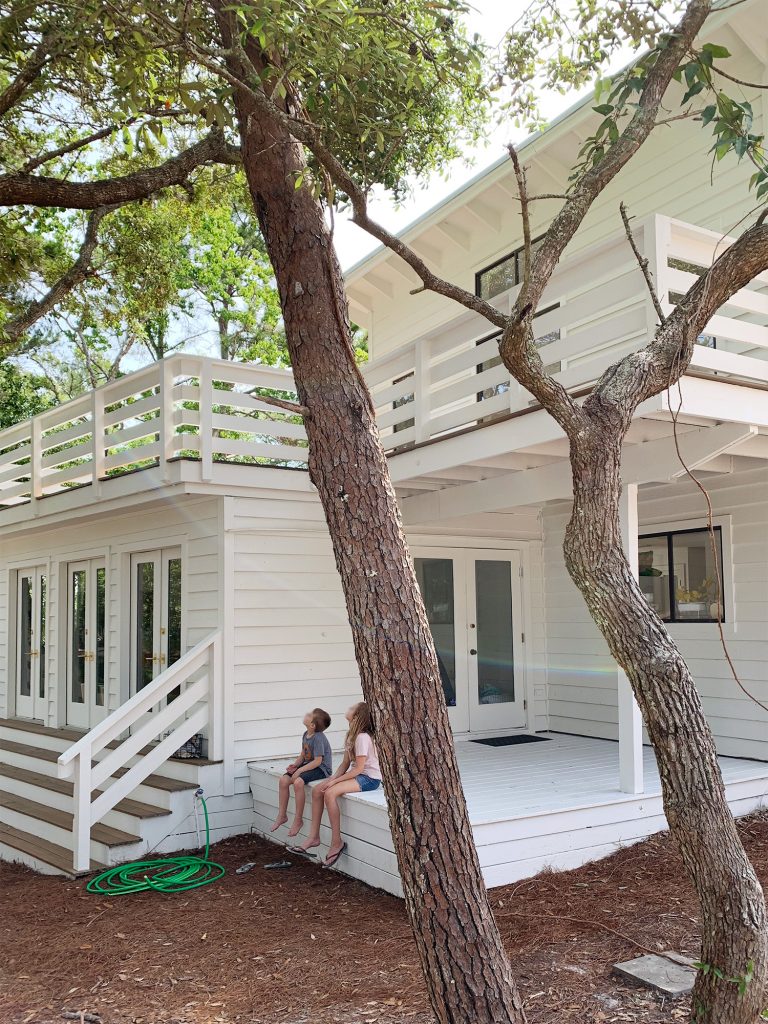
2, 0, 768, 896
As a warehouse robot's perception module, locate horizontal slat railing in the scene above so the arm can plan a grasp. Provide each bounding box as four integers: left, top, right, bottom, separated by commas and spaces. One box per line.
0, 355, 307, 508
58, 631, 222, 872
361, 214, 768, 452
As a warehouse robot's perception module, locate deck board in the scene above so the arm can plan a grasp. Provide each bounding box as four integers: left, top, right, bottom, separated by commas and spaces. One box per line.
248, 733, 768, 896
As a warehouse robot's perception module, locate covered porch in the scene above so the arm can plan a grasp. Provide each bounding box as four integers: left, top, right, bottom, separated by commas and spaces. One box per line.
249, 732, 768, 896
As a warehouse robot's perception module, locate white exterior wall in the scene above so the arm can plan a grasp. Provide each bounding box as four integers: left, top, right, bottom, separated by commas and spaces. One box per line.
350, 20, 766, 360
542, 464, 768, 761
0, 496, 221, 725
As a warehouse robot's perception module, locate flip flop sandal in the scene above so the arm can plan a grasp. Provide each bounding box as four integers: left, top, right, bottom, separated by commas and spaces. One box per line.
264, 860, 292, 870
236, 862, 257, 874
286, 846, 317, 858
323, 842, 347, 868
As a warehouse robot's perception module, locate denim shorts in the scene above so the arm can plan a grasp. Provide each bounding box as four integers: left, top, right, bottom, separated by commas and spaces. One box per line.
356, 774, 381, 793
287, 767, 328, 784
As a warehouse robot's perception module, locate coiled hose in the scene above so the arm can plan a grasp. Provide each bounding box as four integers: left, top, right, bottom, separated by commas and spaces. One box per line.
86, 793, 225, 895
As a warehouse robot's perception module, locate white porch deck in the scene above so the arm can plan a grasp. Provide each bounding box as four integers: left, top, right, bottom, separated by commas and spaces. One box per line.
248, 733, 768, 896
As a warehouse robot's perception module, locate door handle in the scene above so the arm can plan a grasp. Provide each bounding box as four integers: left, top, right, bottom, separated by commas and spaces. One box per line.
470, 649, 477, 655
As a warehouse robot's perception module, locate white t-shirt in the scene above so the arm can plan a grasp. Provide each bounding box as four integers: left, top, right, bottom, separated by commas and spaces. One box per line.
354, 732, 381, 780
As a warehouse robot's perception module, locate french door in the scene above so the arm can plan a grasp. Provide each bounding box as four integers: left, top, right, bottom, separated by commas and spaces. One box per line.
15, 567, 47, 721
414, 548, 526, 734
67, 559, 107, 729
130, 549, 182, 696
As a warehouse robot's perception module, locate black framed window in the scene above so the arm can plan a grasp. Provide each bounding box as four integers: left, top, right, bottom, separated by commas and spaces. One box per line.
638, 526, 725, 622
475, 235, 546, 301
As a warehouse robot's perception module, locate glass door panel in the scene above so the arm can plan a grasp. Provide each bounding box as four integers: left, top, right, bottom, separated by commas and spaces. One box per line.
413, 551, 468, 733
134, 558, 159, 692
16, 568, 47, 720
130, 549, 183, 702
66, 559, 107, 729
467, 552, 526, 732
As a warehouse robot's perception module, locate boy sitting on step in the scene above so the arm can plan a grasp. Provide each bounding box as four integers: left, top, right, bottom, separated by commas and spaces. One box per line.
270, 708, 333, 838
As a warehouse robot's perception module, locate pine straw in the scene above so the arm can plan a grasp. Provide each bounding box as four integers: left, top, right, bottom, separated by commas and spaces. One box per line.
3, 813, 768, 1024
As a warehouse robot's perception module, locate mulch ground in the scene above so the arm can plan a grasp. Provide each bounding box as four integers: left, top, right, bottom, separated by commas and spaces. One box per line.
3, 814, 768, 1024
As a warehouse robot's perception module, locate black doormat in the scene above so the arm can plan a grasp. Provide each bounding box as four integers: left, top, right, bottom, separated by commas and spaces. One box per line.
471, 735, 551, 747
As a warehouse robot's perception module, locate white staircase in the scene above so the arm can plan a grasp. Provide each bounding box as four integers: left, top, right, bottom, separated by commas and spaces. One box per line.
0, 632, 225, 876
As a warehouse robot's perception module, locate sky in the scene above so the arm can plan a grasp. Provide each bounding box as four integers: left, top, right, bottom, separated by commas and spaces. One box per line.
332, 0, 643, 271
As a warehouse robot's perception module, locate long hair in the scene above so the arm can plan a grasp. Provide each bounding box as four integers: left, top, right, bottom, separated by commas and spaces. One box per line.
345, 701, 374, 755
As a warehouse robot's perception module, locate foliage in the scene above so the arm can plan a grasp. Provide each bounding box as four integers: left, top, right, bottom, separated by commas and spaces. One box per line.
0, 361, 51, 428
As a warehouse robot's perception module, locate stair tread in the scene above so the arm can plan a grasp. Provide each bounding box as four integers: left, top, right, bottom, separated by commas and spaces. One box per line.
0, 720, 220, 766
1, 739, 197, 792
2, 791, 141, 847
0, 764, 170, 819
0, 823, 105, 876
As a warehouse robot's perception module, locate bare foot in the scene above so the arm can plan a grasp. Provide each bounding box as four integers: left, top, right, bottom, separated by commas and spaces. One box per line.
270, 816, 288, 833
287, 819, 303, 837
298, 837, 320, 852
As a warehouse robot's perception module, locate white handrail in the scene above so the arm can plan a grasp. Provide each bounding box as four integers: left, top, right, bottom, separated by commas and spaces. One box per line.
58, 630, 222, 872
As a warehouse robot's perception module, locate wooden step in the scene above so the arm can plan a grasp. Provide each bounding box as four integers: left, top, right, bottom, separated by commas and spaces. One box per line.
0, 823, 104, 877
0, 763, 170, 820
0, 717, 219, 767
2, 792, 142, 847
1, 739, 196, 792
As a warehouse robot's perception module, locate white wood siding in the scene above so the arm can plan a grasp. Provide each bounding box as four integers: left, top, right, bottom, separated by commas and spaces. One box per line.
0, 496, 221, 726
542, 465, 768, 760
228, 494, 363, 777
353, 24, 766, 360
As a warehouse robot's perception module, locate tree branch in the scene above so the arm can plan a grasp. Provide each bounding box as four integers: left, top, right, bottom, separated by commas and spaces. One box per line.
620, 201, 666, 324
590, 220, 768, 415
0, 27, 60, 119
0, 206, 115, 357
0, 129, 241, 209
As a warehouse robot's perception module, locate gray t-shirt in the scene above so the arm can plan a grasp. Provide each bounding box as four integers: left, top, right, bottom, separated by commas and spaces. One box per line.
301, 730, 333, 777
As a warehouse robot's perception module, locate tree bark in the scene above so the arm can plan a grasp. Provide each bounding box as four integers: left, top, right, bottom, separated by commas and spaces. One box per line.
564, 423, 768, 1024
217, 21, 526, 1024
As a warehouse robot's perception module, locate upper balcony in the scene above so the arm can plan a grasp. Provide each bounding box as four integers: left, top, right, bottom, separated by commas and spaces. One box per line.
363, 214, 768, 454
0, 214, 767, 520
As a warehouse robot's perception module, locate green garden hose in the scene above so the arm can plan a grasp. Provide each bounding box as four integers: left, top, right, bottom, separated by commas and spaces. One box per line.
86, 792, 225, 895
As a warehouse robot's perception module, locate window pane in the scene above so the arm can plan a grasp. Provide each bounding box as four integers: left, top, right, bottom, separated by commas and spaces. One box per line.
96, 567, 106, 706
167, 558, 182, 667
478, 254, 517, 301
39, 575, 47, 699
414, 558, 457, 707
475, 560, 515, 705
19, 576, 32, 698
638, 536, 671, 620
672, 529, 724, 621
71, 570, 87, 704
136, 562, 155, 691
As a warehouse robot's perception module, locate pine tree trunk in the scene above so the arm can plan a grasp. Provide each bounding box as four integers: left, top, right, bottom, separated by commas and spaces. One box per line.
564, 426, 768, 1024
219, 32, 527, 1024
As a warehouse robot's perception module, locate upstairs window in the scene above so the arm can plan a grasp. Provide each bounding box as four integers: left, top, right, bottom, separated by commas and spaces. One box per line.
638, 526, 725, 623
475, 236, 545, 301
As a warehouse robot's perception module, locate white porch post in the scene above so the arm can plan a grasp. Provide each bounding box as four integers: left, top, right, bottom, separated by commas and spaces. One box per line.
618, 482, 644, 794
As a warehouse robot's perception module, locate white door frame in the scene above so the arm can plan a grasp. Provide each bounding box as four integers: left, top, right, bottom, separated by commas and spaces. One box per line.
65, 558, 107, 730
129, 547, 183, 697
14, 566, 47, 721
412, 544, 529, 736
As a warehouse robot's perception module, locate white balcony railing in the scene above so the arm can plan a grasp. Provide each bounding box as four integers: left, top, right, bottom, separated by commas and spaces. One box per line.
0, 356, 306, 508
362, 214, 768, 451
58, 630, 222, 872
1, 215, 767, 510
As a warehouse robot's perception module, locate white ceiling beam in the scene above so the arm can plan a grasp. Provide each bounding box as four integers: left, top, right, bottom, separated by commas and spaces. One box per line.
464, 198, 503, 232
400, 422, 757, 525
365, 273, 394, 299
383, 258, 421, 287
411, 237, 443, 268
433, 220, 473, 251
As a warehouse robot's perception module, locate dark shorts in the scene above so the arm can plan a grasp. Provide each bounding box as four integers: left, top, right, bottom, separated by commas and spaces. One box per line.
356, 774, 381, 793
287, 767, 328, 785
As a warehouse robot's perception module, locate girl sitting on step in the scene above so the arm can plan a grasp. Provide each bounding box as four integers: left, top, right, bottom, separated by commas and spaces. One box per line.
289, 701, 381, 868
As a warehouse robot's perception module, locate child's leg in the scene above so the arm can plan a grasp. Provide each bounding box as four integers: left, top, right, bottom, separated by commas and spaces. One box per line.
270, 773, 293, 831
287, 777, 307, 836
296, 783, 327, 851
324, 779, 360, 859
